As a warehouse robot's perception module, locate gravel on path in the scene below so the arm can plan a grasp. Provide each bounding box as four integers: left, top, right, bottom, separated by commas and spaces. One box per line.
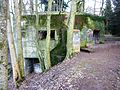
9, 41, 120, 90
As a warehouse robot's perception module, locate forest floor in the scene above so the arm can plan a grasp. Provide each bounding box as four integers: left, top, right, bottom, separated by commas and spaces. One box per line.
9, 35, 120, 90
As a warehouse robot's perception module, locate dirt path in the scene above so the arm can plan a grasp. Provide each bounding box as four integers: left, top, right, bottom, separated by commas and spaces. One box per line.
18, 41, 120, 90
9, 40, 120, 90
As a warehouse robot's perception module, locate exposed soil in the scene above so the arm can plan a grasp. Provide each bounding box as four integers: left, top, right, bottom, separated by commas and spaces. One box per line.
8, 37, 120, 90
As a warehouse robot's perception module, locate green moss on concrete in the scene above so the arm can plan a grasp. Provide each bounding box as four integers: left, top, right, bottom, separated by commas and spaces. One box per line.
22, 15, 66, 30
0, 61, 3, 64
50, 29, 67, 66
0, 42, 2, 50
22, 13, 105, 66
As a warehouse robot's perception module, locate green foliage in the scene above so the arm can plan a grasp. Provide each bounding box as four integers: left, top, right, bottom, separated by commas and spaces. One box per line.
83, 13, 105, 21
75, 14, 105, 30
87, 17, 95, 29
75, 14, 98, 30
94, 21, 101, 29
75, 15, 88, 30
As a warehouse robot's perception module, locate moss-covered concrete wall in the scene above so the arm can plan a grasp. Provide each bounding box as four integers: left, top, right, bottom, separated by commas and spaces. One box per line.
22, 26, 59, 58
75, 14, 105, 30
21, 14, 66, 30
74, 14, 105, 47
21, 15, 67, 67
21, 14, 105, 66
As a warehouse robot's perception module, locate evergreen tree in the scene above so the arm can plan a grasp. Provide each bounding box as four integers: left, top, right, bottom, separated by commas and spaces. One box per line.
109, 0, 120, 36
104, 0, 112, 33
104, 0, 112, 19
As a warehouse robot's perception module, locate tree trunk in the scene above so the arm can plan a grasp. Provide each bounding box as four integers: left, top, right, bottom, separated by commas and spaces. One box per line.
30, 0, 34, 13
100, 0, 104, 15
44, 0, 53, 70
35, 0, 45, 71
13, 0, 24, 78
66, 0, 77, 59
82, 0, 85, 12
7, 0, 22, 87
0, 0, 8, 89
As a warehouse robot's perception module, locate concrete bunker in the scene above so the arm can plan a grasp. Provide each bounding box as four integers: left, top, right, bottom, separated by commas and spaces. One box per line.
24, 58, 42, 75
